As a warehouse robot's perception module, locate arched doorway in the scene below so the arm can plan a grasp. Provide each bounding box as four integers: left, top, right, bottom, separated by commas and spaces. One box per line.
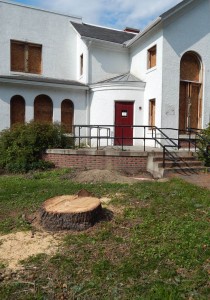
34, 95, 53, 123
10, 95, 25, 126
61, 99, 74, 133
179, 52, 202, 132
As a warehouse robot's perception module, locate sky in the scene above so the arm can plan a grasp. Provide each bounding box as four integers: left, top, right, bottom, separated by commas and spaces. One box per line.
10, 0, 183, 30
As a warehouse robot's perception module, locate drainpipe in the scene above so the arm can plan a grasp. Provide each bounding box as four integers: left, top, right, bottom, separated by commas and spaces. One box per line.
85, 40, 92, 146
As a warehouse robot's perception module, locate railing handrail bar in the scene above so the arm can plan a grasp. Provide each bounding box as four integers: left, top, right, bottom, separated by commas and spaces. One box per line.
154, 127, 179, 148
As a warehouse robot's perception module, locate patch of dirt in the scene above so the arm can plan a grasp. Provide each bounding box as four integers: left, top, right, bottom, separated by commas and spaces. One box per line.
62, 169, 154, 184
0, 231, 60, 270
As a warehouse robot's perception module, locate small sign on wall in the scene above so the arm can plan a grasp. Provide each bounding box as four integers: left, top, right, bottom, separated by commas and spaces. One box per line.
122, 110, 128, 117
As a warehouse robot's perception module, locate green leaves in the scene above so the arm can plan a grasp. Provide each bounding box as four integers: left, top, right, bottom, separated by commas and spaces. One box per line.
0, 121, 73, 173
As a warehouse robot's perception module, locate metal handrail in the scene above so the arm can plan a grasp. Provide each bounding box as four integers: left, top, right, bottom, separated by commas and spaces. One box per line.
71, 124, 210, 168
186, 128, 210, 162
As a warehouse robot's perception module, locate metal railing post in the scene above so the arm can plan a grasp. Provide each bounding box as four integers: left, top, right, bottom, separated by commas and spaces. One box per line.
163, 146, 166, 168
122, 127, 124, 151
79, 126, 81, 148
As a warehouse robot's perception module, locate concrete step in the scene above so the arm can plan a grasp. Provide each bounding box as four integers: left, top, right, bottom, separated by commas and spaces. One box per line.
163, 166, 209, 177
158, 160, 204, 168
151, 151, 194, 158
153, 156, 198, 162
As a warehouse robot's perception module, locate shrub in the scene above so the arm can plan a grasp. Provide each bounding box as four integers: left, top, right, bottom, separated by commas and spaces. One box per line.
0, 121, 74, 173
198, 123, 210, 166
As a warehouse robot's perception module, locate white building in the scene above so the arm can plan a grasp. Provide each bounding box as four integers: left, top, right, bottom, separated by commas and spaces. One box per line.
0, 0, 209, 147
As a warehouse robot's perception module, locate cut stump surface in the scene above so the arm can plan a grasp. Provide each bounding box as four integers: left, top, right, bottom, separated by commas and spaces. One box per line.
40, 195, 102, 231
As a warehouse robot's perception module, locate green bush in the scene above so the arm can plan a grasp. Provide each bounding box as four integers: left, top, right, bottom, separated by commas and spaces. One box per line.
0, 121, 74, 173
198, 123, 210, 166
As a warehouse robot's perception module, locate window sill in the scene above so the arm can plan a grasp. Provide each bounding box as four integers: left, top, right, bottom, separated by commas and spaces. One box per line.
10, 71, 42, 76
146, 66, 157, 74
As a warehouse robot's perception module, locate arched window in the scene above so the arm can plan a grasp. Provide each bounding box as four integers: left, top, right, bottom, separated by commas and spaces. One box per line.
179, 52, 202, 131
180, 52, 201, 82
61, 99, 74, 133
34, 94, 53, 123
10, 95, 25, 126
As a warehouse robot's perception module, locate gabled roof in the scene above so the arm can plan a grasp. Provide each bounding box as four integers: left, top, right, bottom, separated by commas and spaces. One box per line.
97, 73, 144, 84
71, 22, 135, 44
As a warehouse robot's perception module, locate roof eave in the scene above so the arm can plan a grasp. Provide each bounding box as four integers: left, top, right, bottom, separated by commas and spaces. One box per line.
90, 81, 146, 90
126, 17, 162, 47
81, 36, 126, 47
0, 77, 89, 90
160, 0, 194, 20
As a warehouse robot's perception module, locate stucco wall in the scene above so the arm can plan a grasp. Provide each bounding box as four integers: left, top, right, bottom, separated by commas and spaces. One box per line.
89, 43, 130, 84
0, 1, 81, 80
89, 84, 146, 146
162, 0, 210, 130
130, 29, 163, 129
0, 82, 87, 130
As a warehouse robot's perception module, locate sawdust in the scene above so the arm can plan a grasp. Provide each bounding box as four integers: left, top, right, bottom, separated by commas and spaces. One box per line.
0, 231, 60, 270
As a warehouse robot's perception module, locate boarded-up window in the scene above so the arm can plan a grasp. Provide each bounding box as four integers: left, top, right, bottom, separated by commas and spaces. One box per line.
61, 99, 74, 133
149, 99, 156, 127
180, 52, 200, 82
10, 95, 25, 126
80, 54, 83, 76
34, 95, 53, 123
147, 45, 156, 69
11, 40, 42, 74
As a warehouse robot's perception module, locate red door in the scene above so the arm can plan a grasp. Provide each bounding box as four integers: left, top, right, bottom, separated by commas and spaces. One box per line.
115, 102, 134, 146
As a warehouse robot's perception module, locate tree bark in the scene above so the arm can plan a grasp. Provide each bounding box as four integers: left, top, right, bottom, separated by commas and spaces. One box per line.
40, 195, 102, 231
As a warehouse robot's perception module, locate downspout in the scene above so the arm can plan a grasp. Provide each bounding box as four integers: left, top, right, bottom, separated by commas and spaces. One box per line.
85, 40, 92, 146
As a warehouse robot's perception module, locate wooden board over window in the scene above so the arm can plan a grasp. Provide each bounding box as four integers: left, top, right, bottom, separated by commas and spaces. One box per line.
149, 99, 156, 128
11, 40, 42, 74
180, 52, 200, 82
61, 99, 74, 133
10, 95, 25, 126
147, 45, 156, 69
34, 95, 53, 123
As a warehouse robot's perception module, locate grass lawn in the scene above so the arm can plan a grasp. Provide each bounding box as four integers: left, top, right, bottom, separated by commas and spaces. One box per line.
0, 169, 209, 299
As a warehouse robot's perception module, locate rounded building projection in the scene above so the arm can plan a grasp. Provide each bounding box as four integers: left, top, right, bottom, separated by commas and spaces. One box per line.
61, 99, 74, 133
34, 95, 53, 123
179, 51, 202, 132
10, 95, 25, 126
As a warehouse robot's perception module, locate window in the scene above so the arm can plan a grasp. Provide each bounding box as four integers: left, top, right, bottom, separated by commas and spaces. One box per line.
147, 45, 156, 69
61, 99, 74, 133
80, 54, 83, 76
10, 95, 25, 126
11, 40, 42, 74
34, 95, 53, 123
149, 99, 156, 128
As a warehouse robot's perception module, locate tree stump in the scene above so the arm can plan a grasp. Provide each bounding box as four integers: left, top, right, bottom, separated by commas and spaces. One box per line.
40, 194, 102, 231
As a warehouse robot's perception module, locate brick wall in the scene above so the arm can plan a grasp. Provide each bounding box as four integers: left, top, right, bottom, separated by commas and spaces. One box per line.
43, 149, 148, 174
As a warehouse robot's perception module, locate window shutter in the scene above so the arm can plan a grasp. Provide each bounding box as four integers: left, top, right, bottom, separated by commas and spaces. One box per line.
11, 42, 25, 72
28, 44, 42, 74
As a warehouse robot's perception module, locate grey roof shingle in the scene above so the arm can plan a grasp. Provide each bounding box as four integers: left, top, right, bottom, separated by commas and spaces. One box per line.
96, 73, 144, 84
71, 22, 135, 44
